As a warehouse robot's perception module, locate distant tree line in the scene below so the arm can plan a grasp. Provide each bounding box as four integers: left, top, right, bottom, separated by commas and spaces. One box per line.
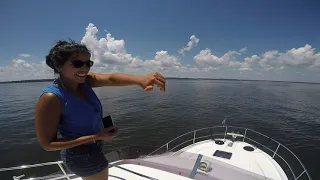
0, 79, 55, 84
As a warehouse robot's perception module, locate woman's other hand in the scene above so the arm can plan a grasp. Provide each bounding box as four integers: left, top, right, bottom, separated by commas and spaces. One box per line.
104, 126, 119, 136
93, 127, 118, 141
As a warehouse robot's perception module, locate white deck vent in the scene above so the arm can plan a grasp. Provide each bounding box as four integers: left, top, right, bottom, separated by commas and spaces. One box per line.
198, 160, 212, 172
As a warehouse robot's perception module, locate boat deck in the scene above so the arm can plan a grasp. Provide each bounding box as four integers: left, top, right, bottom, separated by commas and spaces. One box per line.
175, 139, 288, 180
1, 126, 311, 180
73, 139, 289, 180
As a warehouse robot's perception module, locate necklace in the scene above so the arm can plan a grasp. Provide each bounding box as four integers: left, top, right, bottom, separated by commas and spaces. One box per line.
58, 78, 67, 90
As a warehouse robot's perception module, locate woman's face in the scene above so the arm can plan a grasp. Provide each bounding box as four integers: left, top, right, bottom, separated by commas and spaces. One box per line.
59, 53, 92, 84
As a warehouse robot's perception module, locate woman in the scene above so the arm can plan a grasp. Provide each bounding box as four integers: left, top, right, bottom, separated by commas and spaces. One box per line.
35, 40, 166, 180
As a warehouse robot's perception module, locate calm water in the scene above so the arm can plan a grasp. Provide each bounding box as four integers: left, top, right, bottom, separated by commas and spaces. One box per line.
0, 79, 319, 179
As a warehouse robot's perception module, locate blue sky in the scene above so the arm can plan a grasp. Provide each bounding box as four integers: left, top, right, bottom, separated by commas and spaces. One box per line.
0, 0, 319, 82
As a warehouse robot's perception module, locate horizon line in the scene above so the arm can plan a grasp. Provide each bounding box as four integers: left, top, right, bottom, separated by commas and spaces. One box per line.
0, 77, 319, 85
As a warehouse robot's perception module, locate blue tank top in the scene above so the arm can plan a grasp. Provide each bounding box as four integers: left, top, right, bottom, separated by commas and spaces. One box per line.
40, 79, 104, 140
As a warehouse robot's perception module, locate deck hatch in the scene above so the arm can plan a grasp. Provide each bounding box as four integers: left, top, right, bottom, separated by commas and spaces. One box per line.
213, 150, 232, 159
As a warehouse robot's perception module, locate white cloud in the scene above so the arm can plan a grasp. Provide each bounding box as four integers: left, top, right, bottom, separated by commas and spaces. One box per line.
188, 66, 200, 72
194, 44, 320, 73
202, 66, 220, 72
81, 23, 128, 66
179, 35, 200, 55
18, 54, 31, 58
0, 20, 188, 82
125, 50, 184, 72
238, 62, 252, 71
27, 24, 320, 79
258, 50, 282, 70
237, 55, 260, 71
194, 48, 245, 71
313, 59, 320, 68
0, 66, 5, 72
282, 44, 319, 67
81, 23, 184, 73
194, 49, 225, 67
154, 51, 182, 68
236, 44, 320, 71
239, 48, 247, 53
0, 59, 54, 82
102, 52, 135, 65
1, 23, 320, 83
12, 59, 33, 69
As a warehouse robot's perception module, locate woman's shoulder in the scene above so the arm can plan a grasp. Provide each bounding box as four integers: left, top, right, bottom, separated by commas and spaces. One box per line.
38, 91, 62, 105
36, 90, 63, 118
40, 82, 65, 103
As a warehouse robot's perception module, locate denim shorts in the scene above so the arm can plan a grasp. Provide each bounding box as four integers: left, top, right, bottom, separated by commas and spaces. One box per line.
60, 141, 109, 177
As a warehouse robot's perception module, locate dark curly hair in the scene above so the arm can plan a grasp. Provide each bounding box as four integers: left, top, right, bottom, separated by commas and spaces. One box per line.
46, 39, 91, 73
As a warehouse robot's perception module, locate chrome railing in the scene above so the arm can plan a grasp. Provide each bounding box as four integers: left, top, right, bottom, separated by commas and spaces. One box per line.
0, 126, 312, 180
0, 145, 160, 180
0, 160, 75, 180
147, 126, 312, 180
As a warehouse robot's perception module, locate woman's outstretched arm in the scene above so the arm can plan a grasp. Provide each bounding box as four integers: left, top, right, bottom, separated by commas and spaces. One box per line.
86, 72, 166, 92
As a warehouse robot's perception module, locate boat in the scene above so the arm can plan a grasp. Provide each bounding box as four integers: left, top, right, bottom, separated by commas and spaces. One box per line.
0, 123, 312, 180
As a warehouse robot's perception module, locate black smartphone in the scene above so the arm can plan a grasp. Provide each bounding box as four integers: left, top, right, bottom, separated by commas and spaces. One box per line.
102, 115, 115, 133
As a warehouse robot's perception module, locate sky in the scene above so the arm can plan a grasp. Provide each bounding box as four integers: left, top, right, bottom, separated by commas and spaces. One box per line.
0, 0, 319, 82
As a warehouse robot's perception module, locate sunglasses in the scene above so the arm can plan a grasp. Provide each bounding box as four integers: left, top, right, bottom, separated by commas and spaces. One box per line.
68, 60, 94, 68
